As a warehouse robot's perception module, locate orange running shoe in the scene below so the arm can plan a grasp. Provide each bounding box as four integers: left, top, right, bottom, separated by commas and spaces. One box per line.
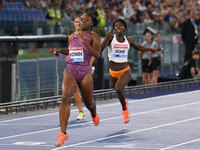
121, 100, 130, 123
91, 113, 99, 126
55, 132, 69, 147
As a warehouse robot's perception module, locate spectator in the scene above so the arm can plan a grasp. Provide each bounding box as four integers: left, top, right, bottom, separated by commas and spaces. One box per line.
116, 9, 125, 20
0, 0, 4, 9
181, 10, 199, 62
138, 0, 146, 12
104, 8, 114, 31
39, 0, 50, 11
139, 32, 153, 85
22, 0, 31, 9
111, 2, 120, 20
73, 0, 82, 12
1, 0, 200, 36
46, 2, 62, 23
152, 7, 161, 26
164, 7, 173, 22
178, 49, 200, 79
151, 32, 163, 84
136, 10, 144, 23
46, 2, 62, 33
6, 0, 17, 2
96, 0, 106, 28
143, 10, 153, 26
10, 24, 23, 36
168, 16, 179, 33
146, 3, 154, 20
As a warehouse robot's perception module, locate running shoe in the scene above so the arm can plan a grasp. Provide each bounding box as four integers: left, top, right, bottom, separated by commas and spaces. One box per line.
55, 132, 69, 147
91, 113, 99, 126
121, 100, 130, 123
76, 112, 86, 120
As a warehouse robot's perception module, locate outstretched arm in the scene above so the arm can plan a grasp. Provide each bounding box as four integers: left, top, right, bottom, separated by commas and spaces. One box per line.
54, 34, 74, 57
54, 49, 69, 57
127, 37, 161, 51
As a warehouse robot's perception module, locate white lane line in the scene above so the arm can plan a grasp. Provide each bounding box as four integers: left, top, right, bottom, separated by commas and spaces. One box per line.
0, 124, 58, 126
0, 112, 58, 123
1, 89, 200, 124
0, 127, 60, 140
1, 100, 200, 140
0, 143, 53, 147
52, 116, 200, 150
160, 138, 200, 150
74, 144, 137, 149
74, 145, 157, 150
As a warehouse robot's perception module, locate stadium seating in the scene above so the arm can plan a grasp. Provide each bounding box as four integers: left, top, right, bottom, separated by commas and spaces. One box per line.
0, 1, 46, 35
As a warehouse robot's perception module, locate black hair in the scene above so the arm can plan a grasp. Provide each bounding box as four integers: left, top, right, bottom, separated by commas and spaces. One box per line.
73, 15, 81, 21
112, 19, 127, 30
155, 32, 161, 36
83, 12, 98, 27
192, 49, 200, 56
145, 31, 152, 35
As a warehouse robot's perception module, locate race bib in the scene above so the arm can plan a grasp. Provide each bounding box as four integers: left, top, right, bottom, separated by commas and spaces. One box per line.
69, 46, 84, 62
112, 44, 128, 58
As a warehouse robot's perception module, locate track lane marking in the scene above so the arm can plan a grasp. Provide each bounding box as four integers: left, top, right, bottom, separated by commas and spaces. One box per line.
52, 116, 200, 150
1, 100, 200, 140
1, 90, 200, 123
160, 138, 200, 150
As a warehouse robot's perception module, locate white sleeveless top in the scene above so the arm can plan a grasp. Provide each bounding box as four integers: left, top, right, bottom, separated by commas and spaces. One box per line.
107, 34, 130, 63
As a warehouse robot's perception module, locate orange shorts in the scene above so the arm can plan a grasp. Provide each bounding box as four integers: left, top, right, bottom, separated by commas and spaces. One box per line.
109, 66, 131, 79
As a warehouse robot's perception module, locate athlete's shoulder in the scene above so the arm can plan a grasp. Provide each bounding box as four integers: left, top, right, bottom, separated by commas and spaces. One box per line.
126, 36, 134, 43
91, 32, 99, 36
90, 32, 101, 39
126, 36, 132, 40
68, 32, 75, 39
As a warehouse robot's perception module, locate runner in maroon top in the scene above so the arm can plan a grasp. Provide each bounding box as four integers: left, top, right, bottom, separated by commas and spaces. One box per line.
54, 13, 101, 147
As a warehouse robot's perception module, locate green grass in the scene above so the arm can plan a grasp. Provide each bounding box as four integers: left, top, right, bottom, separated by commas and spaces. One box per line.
19, 49, 55, 59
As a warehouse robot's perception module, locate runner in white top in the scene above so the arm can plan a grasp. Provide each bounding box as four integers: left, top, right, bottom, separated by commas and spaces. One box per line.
101, 18, 161, 124
107, 34, 130, 63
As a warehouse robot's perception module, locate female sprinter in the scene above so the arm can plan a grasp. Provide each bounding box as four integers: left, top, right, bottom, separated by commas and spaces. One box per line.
101, 19, 161, 124
65, 16, 85, 120
54, 13, 101, 147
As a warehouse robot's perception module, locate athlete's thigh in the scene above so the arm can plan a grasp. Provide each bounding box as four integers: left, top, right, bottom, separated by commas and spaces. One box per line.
79, 73, 93, 101
117, 69, 131, 88
62, 70, 77, 97
110, 75, 118, 88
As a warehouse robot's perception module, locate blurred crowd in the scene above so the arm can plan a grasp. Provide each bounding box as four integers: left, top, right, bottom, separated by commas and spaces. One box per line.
2, 0, 200, 34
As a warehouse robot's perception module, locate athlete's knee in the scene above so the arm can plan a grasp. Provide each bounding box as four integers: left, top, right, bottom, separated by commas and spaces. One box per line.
115, 84, 123, 93
61, 93, 71, 104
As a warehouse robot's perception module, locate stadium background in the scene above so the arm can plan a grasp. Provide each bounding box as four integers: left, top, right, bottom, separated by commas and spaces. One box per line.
0, 0, 200, 103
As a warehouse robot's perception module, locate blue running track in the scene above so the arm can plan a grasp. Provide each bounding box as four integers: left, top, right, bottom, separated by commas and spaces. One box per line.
0, 90, 200, 150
